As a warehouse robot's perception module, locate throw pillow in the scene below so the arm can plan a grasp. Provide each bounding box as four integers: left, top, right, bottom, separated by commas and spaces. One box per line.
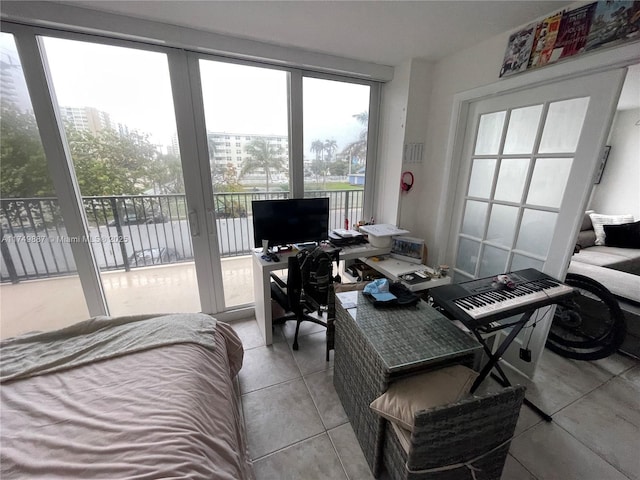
589, 213, 634, 246
581, 211, 595, 232
576, 230, 597, 249
369, 365, 478, 431
604, 221, 640, 249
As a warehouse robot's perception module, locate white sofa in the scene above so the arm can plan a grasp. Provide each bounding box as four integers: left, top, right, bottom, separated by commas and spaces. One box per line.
569, 213, 640, 358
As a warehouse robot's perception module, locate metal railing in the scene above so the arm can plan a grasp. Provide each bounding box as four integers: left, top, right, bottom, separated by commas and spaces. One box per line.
1, 190, 364, 283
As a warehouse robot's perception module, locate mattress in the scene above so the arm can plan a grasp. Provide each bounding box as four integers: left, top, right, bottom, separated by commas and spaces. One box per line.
0, 316, 254, 480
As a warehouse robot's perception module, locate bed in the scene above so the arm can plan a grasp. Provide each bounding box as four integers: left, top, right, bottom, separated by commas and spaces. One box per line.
0, 313, 254, 480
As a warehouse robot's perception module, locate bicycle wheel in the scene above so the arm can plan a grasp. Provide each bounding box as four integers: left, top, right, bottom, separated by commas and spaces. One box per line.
546, 273, 626, 361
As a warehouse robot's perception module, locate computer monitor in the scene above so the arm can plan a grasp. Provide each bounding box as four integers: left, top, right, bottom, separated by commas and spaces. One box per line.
252, 198, 330, 249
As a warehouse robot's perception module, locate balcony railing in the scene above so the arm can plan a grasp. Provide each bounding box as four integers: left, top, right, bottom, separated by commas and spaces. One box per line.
0, 190, 364, 283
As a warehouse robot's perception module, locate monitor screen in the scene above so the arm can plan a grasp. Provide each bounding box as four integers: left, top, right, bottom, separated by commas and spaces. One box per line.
252, 198, 330, 248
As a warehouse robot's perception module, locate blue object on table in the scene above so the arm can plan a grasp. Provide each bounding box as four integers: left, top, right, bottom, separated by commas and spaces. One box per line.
364, 278, 397, 301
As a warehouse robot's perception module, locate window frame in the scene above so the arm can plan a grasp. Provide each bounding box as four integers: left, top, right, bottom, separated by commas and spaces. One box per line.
1, 20, 382, 314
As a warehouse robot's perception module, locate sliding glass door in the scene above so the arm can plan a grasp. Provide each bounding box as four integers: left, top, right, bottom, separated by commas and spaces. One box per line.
40, 36, 201, 316
199, 60, 290, 308
1, 22, 380, 323
0, 32, 89, 337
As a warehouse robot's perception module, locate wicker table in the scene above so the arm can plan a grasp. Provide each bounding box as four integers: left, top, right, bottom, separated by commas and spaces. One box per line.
333, 291, 481, 477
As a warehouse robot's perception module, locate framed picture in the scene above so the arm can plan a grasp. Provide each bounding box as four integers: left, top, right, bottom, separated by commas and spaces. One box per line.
390, 236, 426, 265
594, 145, 611, 184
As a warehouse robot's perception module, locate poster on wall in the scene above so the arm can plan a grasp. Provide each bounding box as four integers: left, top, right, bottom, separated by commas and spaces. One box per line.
554, 3, 598, 59
498, 0, 639, 78
585, 0, 640, 51
499, 23, 537, 77
528, 11, 564, 68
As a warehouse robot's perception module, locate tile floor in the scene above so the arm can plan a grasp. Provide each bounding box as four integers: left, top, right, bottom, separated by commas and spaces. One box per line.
230, 317, 640, 480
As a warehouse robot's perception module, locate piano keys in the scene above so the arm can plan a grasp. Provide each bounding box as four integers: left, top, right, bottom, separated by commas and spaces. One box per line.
429, 268, 575, 328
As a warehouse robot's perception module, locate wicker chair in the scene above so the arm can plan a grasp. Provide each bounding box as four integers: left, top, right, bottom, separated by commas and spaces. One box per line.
381, 386, 526, 480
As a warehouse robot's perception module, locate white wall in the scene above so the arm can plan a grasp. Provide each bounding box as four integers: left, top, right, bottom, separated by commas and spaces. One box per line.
589, 108, 640, 219
397, 59, 433, 231
375, 58, 433, 231
373, 60, 410, 225
409, 32, 508, 264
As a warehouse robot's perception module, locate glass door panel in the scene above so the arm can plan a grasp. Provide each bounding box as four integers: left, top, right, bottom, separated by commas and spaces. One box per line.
199, 59, 289, 308
302, 77, 370, 230
468, 159, 496, 198
448, 68, 625, 378
527, 158, 573, 207
494, 158, 529, 202
41, 37, 200, 316
1, 33, 89, 337
461, 200, 488, 237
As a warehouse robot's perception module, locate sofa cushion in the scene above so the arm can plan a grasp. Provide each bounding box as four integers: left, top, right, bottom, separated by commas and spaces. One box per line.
576, 230, 597, 249
568, 261, 640, 303
589, 213, 635, 246
604, 221, 640, 249
571, 245, 640, 274
369, 365, 478, 431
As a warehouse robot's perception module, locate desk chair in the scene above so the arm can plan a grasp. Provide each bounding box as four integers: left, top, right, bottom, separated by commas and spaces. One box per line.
270, 255, 328, 351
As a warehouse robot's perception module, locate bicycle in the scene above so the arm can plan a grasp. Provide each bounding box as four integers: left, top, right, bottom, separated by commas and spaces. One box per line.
546, 272, 627, 361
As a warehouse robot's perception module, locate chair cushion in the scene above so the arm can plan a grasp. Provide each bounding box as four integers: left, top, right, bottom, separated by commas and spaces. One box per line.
369, 365, 478, 431
589, 213, 634, 246
389, 420, 412, 454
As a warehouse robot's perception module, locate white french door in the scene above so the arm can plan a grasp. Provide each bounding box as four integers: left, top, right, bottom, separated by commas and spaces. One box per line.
447, 68, 626, 377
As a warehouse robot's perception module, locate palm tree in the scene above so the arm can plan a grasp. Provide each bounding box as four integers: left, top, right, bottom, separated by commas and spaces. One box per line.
323, 139, 338, 161
310, 140, 325, 161
241, 138, 285, 192
341, 111, 369, 173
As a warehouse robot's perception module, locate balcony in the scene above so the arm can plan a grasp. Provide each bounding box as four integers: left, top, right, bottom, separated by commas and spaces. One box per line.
0, 257, 253, 339
0, 190, 364, 338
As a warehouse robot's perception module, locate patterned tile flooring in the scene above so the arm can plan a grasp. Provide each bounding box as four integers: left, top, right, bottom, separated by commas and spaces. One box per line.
231, 318, 640, 480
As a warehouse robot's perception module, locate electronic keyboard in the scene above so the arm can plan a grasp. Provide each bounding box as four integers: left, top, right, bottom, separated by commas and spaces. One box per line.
429, 268, 575, 328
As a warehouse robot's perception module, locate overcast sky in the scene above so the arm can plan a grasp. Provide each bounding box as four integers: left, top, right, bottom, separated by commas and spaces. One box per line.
26, 35, 370, 156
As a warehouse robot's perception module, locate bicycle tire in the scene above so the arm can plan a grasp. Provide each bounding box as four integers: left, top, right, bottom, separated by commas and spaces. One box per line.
546, 273, 626, 361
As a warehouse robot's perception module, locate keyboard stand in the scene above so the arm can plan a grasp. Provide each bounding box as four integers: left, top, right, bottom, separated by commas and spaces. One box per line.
468, 309, 552, 422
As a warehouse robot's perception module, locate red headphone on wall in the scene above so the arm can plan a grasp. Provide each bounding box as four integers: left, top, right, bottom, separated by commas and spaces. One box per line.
401, 171, 414, 192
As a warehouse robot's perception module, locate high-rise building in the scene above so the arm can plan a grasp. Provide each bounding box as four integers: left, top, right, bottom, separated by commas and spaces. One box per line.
207, 132, 288, 172
0, 43, 31, 113
59, 106, 112, 134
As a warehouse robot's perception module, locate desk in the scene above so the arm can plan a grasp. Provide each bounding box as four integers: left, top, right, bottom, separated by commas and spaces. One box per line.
361, 256, 452, 292
333, 292, 481, 476
252, 244, 391, 345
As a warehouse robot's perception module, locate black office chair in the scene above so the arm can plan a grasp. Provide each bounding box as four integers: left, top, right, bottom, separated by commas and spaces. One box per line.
270, 254, 328, 351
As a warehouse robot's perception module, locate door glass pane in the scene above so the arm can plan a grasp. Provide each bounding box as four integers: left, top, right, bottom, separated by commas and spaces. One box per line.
516, 209, 557, 257
511, 253, 544, 272
503, 104, 543, 154
478, 245, 509, 277
527, 158, 573, 208
303, 77, 370, 230
486, 204, 519, 247
494, 158, 529, 202
42, 37, 200, 316
539, 97, 589, 153
474, 111, 506, 155
456, 238, 480, 276
200, 60, 289, 308
468, 158, 496, 198
1, 33, 89, 338
461, 200, 488, 238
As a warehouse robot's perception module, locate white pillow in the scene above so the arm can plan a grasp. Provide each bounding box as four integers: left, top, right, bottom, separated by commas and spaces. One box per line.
369, 365, 478, 431
589, 213, 634, 246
